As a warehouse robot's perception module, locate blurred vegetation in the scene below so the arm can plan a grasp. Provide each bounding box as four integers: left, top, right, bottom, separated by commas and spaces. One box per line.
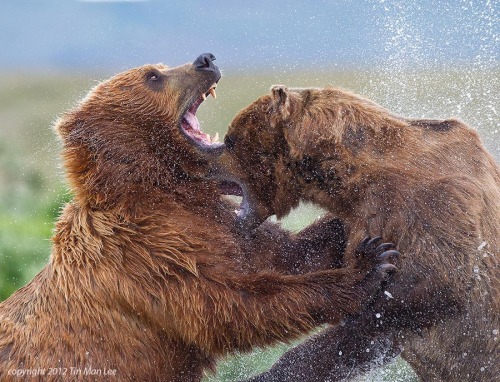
0, 75, 93, 300
1, 69, 497, 381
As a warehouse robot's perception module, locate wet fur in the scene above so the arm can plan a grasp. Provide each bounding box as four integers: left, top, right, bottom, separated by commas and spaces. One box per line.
0, 65, 393, 382
217, 86, 500, 382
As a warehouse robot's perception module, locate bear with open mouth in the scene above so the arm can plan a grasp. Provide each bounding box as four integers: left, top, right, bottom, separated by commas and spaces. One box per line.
0, 56, 398, 382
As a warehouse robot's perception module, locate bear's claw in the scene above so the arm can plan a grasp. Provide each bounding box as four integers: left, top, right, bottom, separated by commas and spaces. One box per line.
354, 236, 400, 278
356, 236, 399, 261
377, 249, 400, 260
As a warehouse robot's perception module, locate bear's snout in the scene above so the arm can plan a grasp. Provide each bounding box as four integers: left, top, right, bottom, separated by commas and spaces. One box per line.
193, 53, 219, 73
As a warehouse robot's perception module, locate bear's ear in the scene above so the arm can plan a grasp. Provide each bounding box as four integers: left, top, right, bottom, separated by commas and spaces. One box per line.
270, 85, 291, 119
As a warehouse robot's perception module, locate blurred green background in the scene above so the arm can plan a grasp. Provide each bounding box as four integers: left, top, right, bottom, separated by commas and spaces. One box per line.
0, 68, 497, 381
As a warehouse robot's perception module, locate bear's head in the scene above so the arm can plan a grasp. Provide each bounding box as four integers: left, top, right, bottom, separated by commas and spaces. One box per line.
194, 85, 406, 229
55, 54, 226, 209
190, 85, 309, 229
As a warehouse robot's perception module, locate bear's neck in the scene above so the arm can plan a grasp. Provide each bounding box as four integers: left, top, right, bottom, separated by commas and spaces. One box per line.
61, 144, 223, 215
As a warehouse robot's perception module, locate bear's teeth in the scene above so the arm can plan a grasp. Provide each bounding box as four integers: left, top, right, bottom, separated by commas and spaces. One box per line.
209, 88, 217, 99
213, 132, 219, 142
201, 93, 207, 100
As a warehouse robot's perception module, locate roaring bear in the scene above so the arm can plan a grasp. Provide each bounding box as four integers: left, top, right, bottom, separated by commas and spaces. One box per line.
197, 85, 500, 381
0, 57, 397, 382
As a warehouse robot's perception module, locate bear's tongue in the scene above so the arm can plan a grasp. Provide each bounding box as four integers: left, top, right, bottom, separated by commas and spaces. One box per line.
183, 110, 200, 131
181, 98, 219, 145
181, 109, 211, 144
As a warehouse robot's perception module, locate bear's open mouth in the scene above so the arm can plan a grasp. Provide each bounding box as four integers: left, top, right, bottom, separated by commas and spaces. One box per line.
180, 83, 222, 148
179, 83, 243, 198
219, 179, 244, 197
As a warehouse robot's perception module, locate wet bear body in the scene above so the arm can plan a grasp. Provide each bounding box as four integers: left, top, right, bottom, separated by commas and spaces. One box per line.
0, 59, 395, 382
207, 86, 500, 381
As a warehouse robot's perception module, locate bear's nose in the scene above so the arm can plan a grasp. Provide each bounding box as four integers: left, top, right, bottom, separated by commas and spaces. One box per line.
193, 53, 217, 71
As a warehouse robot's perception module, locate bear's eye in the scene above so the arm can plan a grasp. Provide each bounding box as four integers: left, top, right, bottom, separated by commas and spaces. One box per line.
145, 70, 165, 91
147, 71, 161, 82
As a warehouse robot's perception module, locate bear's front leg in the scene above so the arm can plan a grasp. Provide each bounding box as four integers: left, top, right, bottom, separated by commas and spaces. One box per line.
242, 237, 400, 382
274, 215, 347, 274
234, 214, 346, 275
164, 237, 397, 358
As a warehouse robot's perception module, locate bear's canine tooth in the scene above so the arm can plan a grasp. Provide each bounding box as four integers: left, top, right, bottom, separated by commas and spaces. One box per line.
209, 132, 218, 143
202, 93, 207, 100
209, 88, 217, 99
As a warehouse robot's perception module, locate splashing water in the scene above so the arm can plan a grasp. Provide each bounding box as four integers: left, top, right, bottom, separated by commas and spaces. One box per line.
355, 2, 498, 381
364, 0, 499, 161
204, 2, 498, 381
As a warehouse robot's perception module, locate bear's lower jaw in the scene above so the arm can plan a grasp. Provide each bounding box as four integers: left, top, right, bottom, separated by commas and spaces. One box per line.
228, 180, 270, 230
219, 180, 243, 196
235, 198, 269, 230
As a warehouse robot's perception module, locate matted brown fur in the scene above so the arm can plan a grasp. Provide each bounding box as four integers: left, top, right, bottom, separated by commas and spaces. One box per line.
211, 86, 500, 382
0, 59, 395, 382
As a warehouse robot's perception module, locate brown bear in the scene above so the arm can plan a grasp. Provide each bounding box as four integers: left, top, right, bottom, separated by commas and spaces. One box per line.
196, 85, 500, 381
0, 56, 397, 382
